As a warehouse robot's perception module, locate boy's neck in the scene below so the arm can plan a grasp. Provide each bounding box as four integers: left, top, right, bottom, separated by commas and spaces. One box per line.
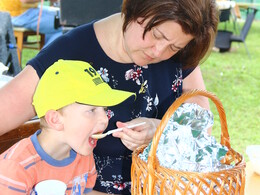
37, 129, 72, 160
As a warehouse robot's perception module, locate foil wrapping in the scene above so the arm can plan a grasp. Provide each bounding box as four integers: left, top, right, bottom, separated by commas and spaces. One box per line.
139, 103, 233, 172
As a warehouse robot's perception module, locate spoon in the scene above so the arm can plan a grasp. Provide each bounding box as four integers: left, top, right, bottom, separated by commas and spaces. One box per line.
91, 122, 146, 139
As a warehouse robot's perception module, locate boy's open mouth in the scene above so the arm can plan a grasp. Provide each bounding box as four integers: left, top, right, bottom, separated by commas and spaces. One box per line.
89, 137, 97, 147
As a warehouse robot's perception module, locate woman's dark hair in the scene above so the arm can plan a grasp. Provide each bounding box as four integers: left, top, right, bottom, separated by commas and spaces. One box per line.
121, 0, 218, 68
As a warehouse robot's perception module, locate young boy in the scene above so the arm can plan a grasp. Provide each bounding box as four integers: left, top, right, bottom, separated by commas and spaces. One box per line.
0, 60, 135, 194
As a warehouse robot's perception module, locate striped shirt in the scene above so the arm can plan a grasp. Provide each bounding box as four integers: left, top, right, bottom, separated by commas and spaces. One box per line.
0, 130, 97, 194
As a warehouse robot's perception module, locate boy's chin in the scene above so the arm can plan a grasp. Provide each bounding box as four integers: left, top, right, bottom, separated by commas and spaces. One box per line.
78, 149, 93, 156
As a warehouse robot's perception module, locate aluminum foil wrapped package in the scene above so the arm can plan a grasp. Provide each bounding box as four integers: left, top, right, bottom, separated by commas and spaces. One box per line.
139, 103, 233, 172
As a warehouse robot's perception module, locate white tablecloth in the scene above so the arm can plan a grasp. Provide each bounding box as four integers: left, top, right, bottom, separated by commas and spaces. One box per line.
217, 0, 236, 9
0, 74, 13, 88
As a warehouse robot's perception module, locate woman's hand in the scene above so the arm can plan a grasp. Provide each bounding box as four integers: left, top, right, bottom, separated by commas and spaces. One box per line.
112, 117, 161, 151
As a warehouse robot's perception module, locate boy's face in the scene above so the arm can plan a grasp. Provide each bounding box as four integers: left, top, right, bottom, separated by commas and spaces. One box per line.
61, 103, 108, 156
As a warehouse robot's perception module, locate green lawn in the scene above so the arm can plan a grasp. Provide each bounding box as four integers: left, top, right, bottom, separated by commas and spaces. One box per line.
21, 21, 260, 161
201, 21, 260, 161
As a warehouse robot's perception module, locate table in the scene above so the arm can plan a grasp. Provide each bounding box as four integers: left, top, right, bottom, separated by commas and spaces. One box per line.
0, 118, 40, 154
216, 1, 241, 34
236, 2, 260, 10
245, 161, 260, 194
0, 74, 13, 88
216, 0, 236, 10
216, 1, 237, 27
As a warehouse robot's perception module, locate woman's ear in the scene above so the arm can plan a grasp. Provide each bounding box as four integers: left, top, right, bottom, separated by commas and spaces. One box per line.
44, 110, 64, 130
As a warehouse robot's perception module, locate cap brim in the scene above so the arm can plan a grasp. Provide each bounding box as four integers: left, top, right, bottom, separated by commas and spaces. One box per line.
77, 89, 136, 107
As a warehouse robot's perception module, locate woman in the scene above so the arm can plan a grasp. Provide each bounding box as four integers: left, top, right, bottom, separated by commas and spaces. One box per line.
0, 0, 218, 194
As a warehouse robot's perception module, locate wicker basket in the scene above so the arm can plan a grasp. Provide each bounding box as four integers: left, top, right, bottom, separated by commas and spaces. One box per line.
131, 90, 246, 195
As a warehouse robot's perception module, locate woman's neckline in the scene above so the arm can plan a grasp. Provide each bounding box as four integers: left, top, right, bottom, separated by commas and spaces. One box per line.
93, 13, 135, 66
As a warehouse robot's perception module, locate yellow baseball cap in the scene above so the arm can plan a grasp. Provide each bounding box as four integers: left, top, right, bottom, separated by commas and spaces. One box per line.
33, 60, 136, 117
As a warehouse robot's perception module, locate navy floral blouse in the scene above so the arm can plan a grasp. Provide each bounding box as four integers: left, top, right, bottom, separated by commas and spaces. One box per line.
28, 21, 194, 194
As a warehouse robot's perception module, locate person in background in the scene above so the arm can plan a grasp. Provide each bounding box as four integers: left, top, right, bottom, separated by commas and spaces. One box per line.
0, 0, 62, 46
0, 60, 135, 194
0, 0, 219, 194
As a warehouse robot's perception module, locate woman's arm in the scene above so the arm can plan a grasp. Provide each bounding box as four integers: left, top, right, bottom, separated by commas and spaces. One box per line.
182, 66, 212, 133
182, 66, 210, 110
0, 65, 39, 135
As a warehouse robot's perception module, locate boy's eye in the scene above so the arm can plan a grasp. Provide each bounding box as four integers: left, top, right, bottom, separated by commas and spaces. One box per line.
87, 108, 96, 113
87, 107, 107, 113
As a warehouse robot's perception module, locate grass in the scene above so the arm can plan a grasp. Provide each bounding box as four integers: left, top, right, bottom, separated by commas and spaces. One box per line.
21, 21, 260, 161
201, 21, 260, 161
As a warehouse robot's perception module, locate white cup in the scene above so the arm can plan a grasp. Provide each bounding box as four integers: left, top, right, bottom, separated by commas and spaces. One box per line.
34, 179, 67, 195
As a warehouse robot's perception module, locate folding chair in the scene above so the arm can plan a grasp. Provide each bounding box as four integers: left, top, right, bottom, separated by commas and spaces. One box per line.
13, 27, 45, 65
230, 7, 258, 58
215, 7, 258, 58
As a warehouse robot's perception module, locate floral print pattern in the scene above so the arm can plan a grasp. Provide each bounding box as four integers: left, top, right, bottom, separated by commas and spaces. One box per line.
125, 66, 143, 85
106, 109, 114, 120
94, 154, 132, 194
171, 69, 182, 92
94, 64, 184, 194
98, 67, 109, 82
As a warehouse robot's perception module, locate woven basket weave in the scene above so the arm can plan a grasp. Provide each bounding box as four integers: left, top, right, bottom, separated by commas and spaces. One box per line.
131, 90, 245, 195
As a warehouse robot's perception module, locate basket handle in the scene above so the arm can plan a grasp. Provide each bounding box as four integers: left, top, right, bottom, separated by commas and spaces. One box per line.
147, 89, 230, 193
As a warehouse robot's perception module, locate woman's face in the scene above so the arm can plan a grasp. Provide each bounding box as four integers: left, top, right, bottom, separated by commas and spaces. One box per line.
123, 19, 194, 66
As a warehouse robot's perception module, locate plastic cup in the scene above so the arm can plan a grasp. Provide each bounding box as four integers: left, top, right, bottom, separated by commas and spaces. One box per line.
34, 179, 67, 195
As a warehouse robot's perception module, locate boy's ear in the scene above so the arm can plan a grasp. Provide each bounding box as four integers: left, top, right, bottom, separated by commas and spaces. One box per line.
44, 110, 64, 130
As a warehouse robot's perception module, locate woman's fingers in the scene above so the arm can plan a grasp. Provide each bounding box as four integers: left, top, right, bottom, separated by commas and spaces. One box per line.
112, 118, 160, 150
